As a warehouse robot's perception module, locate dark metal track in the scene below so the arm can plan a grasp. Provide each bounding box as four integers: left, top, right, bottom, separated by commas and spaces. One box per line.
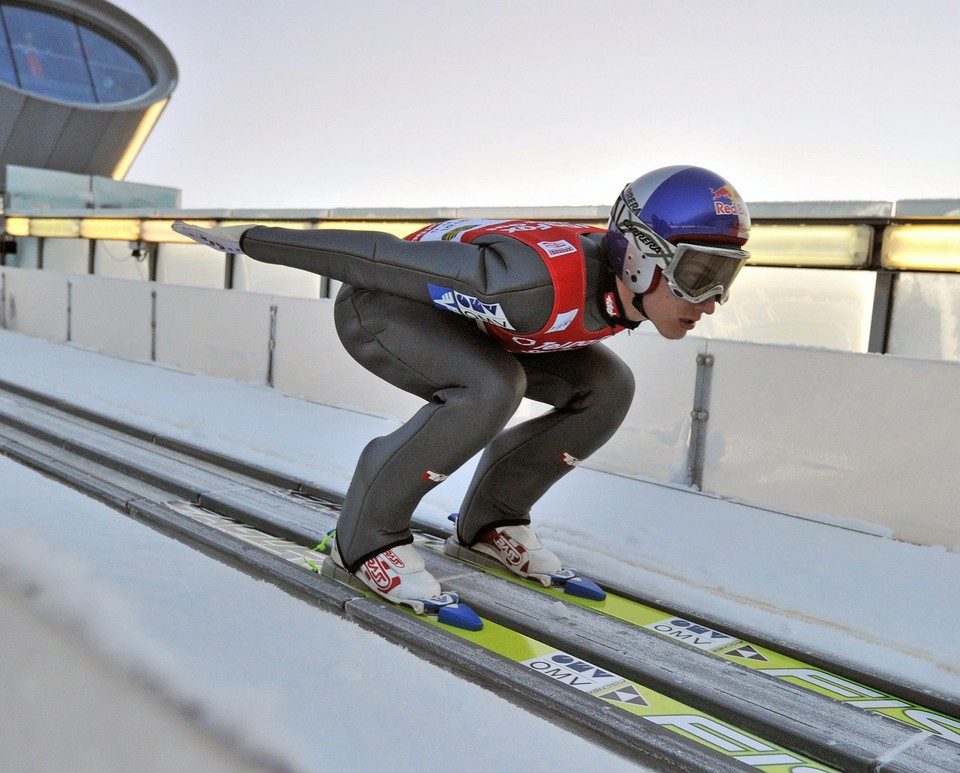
0, 379, 957, 772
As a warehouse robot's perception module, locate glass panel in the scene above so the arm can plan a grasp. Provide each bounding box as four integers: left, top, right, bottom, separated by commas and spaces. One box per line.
42, 238, 89, 274
156, 243, 227, 289
79, 25, 151, 103
692, 266, 877, 352
232, 255, 322, 298
93, 240, 149, 281
8, 237, 40, 269
4, 167, 92, 210
92, 178, 179, 209
3, 5, 95, 103
0, 9, 20, 88
886, 273, 960, 362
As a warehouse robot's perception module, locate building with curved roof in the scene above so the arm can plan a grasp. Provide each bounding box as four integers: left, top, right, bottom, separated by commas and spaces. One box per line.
0, 0, 177, 181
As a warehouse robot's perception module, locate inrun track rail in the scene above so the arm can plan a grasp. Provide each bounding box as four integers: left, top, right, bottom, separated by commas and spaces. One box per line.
0, 379, 957, 772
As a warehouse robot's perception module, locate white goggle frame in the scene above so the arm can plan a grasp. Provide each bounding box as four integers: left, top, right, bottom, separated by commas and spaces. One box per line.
662, 243, 750, 304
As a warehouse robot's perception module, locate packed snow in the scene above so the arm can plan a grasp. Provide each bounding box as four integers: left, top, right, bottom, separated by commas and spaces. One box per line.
1, 329, 958, 770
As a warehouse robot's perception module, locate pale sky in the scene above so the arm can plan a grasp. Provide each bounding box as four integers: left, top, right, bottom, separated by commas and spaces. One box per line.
114, 0, 960, 210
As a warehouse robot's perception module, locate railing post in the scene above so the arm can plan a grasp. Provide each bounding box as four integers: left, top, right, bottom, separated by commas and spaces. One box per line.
685, 352, 715, 490
150, 290, 157, 361
267, 304, 278, 387
868, 270, 895, 354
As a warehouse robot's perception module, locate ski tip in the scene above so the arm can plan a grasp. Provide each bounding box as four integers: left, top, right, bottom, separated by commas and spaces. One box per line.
437, 602, 484, 632
564, 575, 606, 602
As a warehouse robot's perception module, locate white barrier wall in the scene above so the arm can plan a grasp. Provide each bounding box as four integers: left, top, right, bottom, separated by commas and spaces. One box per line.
69, 275, 154, 362
703, 340, 960, 547
153, 285, 274, 384
271, 296, 423, 419
594, 330, 705, 482
2, 268, 958, 549
2, 268, 69, 342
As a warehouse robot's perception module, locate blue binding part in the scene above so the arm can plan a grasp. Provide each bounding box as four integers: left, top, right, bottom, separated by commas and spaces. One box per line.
419, 592, 459, 610
437, 602, 484, 631
420, 591, 483, 631
563, 575, 606, 602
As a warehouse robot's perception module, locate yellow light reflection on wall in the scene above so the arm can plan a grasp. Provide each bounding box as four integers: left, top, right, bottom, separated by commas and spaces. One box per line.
112, 100, 170, 180
141, 219, 217, 243
80, 218, 141, 241
319, 220, 430, 238
746, 224, 872, 267
220, 220, 315, 231
29, 218, 82, 238
4, 217, 30, 237
881, 224, 960, 271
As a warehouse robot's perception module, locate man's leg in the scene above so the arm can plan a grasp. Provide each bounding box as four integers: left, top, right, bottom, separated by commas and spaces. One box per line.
456, 344, 635, 546
333, 287, 527, 572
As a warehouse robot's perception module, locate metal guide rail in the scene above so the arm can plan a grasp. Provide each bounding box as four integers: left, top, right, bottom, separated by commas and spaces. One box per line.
0, 380, 958, 772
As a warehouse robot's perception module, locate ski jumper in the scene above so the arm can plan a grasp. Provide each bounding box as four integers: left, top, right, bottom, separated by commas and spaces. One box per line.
240, 222, 636, 572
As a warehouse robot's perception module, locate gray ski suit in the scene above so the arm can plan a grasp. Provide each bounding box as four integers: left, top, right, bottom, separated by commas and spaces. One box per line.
239, 223, 636, 572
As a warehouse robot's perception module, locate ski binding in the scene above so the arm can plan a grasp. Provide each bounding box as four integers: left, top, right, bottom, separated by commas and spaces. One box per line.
416, 592, 484, 631
444, 515, 606, 602
315, 541, 483, 632
544, 568, 606, 602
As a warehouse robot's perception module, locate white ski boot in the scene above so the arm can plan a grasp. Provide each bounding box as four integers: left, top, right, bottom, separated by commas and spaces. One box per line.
172, 221, 251, 254
444, 521, 606, 601
443, 513, 607, 601
329, 537, 442, 609
323, 536, 484, 630
470, 524, 562, 586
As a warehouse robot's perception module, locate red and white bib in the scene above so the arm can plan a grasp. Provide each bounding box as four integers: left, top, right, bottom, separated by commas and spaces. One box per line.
407, 220, 624, 354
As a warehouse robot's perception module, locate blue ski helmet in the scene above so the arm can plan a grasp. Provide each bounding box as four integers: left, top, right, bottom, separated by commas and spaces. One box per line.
606, 166, 751, 296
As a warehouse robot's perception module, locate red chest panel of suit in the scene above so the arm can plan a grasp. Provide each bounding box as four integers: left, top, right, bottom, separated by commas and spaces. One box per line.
407, 219, 623, 353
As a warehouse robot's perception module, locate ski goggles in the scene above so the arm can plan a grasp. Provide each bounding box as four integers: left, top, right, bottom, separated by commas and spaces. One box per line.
662, 243, 750, 304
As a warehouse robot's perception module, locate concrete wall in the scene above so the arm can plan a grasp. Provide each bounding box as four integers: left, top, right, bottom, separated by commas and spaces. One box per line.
2, 266, 956, 549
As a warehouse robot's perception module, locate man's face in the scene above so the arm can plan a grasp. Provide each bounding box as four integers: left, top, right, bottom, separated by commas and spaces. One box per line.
642, 278, 717, 340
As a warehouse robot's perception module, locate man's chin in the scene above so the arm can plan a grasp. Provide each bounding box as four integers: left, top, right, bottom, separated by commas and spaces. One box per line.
655, 323, 688, 340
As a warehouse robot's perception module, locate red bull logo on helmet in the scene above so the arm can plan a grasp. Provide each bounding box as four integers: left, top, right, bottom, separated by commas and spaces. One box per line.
710, 185, 734, 200
710, 185, 748, 217
710, 184, 750, 240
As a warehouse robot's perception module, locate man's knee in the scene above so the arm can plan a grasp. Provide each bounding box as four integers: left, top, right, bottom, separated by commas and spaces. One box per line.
581, 354, 636, 432
438, 356, 527, 428
601, 354, 636, 405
